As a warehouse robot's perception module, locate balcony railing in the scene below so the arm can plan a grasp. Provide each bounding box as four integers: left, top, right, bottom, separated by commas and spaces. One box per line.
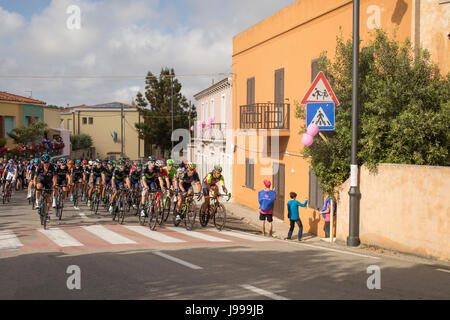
201, 122, 226, 142
240, 103, 289, 130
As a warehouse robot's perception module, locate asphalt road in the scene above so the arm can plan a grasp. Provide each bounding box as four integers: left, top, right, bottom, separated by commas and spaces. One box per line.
1, 190, 449, 300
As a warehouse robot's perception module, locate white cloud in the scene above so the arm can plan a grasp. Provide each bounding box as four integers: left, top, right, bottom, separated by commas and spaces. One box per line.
0, 0, 295, 106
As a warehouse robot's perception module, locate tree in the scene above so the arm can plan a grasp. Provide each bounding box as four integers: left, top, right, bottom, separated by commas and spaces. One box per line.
134, 68, 196, 157
70, 134, 93, 151
296, 29, 450, 195
7, 122, 48, 145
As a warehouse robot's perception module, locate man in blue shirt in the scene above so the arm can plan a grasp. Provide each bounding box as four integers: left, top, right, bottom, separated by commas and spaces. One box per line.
285, 192, 308, 241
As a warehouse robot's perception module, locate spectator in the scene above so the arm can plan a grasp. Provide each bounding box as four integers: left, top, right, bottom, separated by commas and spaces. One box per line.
285, 192, 308, 241
258, 180, 276, 237
320, 196, 337, 238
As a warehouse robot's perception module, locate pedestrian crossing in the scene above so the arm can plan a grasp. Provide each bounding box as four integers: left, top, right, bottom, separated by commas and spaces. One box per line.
0, 224, 274, 252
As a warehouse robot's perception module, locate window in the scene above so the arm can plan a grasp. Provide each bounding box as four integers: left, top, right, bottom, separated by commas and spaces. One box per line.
89, 117, 93, 124
221, 94, 226, 127
67, 119, 73, 131
82, 117, 87, 125
60, 119, 64, 129
245, 158, 254, 189
201, 102, 205, 121
210, 99, 214, 121
0, 116, 4, 138
308, 168, 324, 210
247, 77, 255, 105
4, 116, 16, 137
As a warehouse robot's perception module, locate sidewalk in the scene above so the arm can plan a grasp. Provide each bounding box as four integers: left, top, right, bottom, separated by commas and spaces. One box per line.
223, 201, 450, 266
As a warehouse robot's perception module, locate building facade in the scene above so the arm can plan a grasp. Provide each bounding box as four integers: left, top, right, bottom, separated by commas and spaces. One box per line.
231, 0, 448, 236
191, 78, 234, 194
60, 102, 144, 160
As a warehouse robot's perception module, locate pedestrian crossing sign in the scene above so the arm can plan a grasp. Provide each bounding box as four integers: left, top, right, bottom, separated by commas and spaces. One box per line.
306, 102, 335, 131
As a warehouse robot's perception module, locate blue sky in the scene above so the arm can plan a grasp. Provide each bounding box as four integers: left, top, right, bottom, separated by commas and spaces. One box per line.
0, 0, 295, 106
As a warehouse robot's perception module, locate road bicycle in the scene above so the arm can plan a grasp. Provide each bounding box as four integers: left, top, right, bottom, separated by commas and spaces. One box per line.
1, 179, 12, 204
54, 184, 66, 221
173, 192, 201, 231
199, 192, 231, 231
29, 183, 36, 210
71, 181, 83, 209
111, 185, 129, 224
139, 189, 163, 230
162, 187, 177, 223
89, 183, 102, 214
37, 188, 54, 229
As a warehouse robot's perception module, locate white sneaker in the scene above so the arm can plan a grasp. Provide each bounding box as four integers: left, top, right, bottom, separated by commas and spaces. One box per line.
140, 210, 146, 217
27, 193, 31, 199
52, 201, 56, 208
74, 206, 80, 210
176, 215, 181, 221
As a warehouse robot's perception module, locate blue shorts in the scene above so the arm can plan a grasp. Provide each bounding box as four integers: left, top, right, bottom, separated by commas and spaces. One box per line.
113, 181, 125, 190
141, 181, 157, 191
104, 176, 112, 185
91, 176, 102, 184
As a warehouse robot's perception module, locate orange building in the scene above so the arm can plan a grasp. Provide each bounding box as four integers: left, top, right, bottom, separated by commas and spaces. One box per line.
231, 0, 448, 236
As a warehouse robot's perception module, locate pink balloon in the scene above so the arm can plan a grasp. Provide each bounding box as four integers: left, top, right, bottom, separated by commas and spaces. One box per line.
307, 123, 319, 137
206, 123, 211, 130
197, 120, 203, 128
302, 133, 314, 146
201, 120, 206, 128
209, 116, 215, 123
190, 126, 194, 132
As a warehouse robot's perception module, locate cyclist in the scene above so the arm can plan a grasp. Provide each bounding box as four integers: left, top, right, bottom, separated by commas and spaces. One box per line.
88, 159, 103, 207
70, 160, 84, 209
140, 156, 165, 217
156, 159, 171, 190
16, 160, 26, 191
101, 160, 114, 203
163, 159, 179, 201
127, 163, 142, 209
53, 158, 70, 208
0, 162, 4, 194
2, 159, 18, 196
26, 158, 40, 200
201, 165, 230, 214
34, 154, 57, 216
174, 162, 201, 222
109, 162, 129, 214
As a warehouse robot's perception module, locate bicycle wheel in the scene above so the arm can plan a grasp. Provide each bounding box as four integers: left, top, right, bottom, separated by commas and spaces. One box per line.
173, 206, 182, 227
156, 197, 164, 226
162, 195, 171, 223
148, 202, 158, 231
94, 191, 100, 214
42, 200, 49, 229
118, 196, 126, 224
214, 203, 227, 231
185, 199, 197, 231
199, 205, 210, 227
31, 188, 36, 210
58, 192, 64, 220
139, 203, 148, 225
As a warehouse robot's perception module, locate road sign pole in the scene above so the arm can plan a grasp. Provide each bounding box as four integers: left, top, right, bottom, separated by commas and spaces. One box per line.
347, 0, 361, 247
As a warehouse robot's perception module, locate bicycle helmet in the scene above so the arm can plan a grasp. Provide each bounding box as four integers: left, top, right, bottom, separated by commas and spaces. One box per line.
186, 162, 196, 170
148, 155, 156, 162
177, 168, 185, 177
34, 158, 39, 165
82, 159, 87, 165
155, 160, 164, 167
8, 159, 14, 163
41, 154, 50, 163
76, 160, 81, 166
68, 159, 74, 166
166, 159, 174, 166
88, 160, 93, 166
60, 158, 67, 165
214, 165, 223, 173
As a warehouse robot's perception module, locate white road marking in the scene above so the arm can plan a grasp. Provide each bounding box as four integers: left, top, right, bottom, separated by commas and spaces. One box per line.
210, 229, 271, 242
38, 228, 84, 247
0, 230, 24, 250
82, 225, 136, 244
153, 251, 203, 270
79, 212, 88, 219
240, 284, 290, 300
436, 268, 450, 273
299, 242, 380, 259
164, 227, 231, 242
124, 226, 185, 243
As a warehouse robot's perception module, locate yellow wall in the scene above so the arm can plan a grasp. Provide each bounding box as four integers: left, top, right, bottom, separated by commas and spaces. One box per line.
43, 108, 62, 129
232, 0, 414, 236
337, 164, 450, 261
0, 102, 22, 148
60, 110, 143, 160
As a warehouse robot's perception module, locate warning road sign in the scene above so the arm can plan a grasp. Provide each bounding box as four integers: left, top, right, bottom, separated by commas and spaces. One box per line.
306, 102, 335, 131
301, 71, 339, 106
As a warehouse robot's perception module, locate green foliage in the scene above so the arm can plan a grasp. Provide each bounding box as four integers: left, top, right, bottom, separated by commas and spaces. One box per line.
7, 121, 48, 145
70, 134, 93, 151
296, 29, 450, 195
0, 138, 6, 148
134, 68, 196, 155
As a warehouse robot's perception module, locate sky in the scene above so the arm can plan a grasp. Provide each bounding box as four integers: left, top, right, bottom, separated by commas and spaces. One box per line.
0, 0, 295, 107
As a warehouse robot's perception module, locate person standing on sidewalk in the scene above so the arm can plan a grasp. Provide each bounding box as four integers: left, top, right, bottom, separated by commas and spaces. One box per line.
285, 192, 308, 241
320, 196, 336, 238
258, 180, 276, 237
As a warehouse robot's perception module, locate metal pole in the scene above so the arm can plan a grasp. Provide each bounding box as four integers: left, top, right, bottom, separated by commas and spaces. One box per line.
121, 105, 124, 158
171, 75, 174, 151
347, 0, 361, 247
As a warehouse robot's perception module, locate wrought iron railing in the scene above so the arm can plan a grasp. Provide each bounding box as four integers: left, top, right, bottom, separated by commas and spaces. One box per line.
240, 103, 289, 130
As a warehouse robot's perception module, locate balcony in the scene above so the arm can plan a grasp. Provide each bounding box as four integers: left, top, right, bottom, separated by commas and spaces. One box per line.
195, 122, 227, 143
240, 103, 290, 130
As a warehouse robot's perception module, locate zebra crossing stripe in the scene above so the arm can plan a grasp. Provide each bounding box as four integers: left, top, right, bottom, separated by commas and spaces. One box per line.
123, 226, 186, 243
210, 230, 271, 242
38, 228, 84, 247
82, 225, 136, 244
164, 227, 232, 242
0, 230, 24, 250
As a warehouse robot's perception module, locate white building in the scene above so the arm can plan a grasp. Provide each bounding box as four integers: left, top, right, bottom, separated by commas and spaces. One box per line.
189, 78, 233, 195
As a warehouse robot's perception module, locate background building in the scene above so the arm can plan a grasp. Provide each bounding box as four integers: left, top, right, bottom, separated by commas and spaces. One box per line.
60, 102, 144, 160
231, 0, 448, 237
191, 78, 233, 193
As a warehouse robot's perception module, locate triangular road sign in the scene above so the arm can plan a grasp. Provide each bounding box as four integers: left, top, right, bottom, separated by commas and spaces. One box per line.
311, 107, 332, 126
301, 71, 340, 106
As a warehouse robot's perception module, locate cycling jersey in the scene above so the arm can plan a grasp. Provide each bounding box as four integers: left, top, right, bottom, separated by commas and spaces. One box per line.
129, 169, 142, 182
112, 168, 128, 182
180, 171, 200, 191
102, 167, 114, 179
55, 166, 69, 179
163, 166, 177, 180
142, 166, 161, 182
71, 166, 84, 180
35, 164, 56, 188
4, 164, 17, 174
90, 166, 103, 178
203, 172, 225, 187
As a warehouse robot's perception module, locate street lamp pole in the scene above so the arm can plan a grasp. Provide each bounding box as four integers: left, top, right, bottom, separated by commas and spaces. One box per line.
347, 0, 361, 247
171, 75, 174, 151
